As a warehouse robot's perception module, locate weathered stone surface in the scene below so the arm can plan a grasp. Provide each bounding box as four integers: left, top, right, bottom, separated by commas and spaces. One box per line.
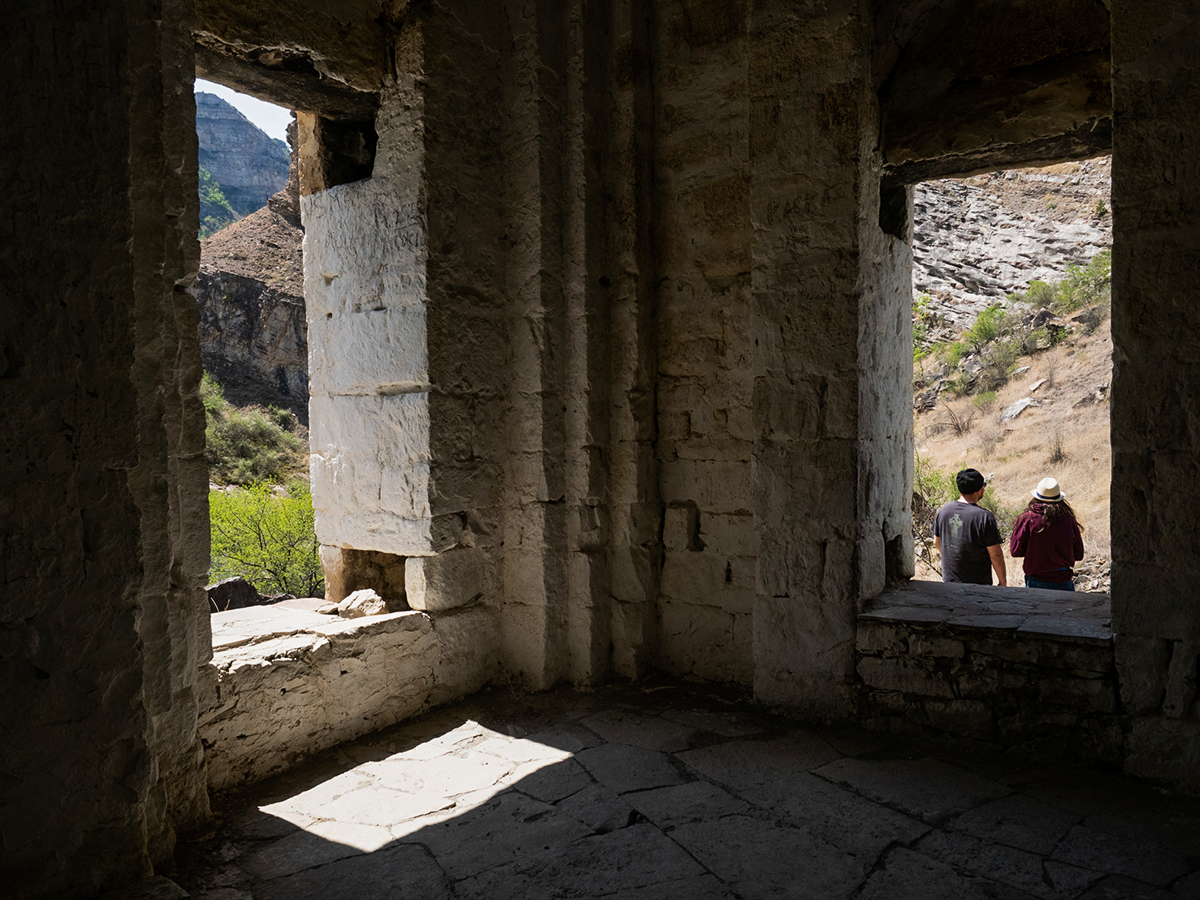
255, 843, 450, 900
1115, 636, 1172, 715
1051, 824, 1191, 887
405, 550, 483, 613
670, 815, 866, 899
196, 92, 290, 215
207, 577, 263, 613
453, 824, 706, 900
814, 757, 1011, 824
858, 847, 1029, 900
575, 744, 686, 795
337, 588, 387, 618
199, 607, 497, 790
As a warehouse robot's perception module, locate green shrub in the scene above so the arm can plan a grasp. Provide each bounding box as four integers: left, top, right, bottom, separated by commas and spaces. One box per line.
1053, 250, 1111, 314
203, 372, 305, 485
938, 341, 967, 369
914, 454, 958, 510
979, 492, 1021, 539
198, 166, 237, 238
972, 391, 998, 412
964, 304, 1005, 350
210, 480, 323, 598
1025, 280, 1055, 308
975, 339, 1022, 393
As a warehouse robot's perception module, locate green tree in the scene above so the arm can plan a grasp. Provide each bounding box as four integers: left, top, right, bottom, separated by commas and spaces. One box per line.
199, 165, 237, 238
210, 480, 323, 597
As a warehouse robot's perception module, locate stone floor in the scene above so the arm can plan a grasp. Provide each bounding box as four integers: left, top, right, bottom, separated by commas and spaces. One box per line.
172, 680, 1200, 900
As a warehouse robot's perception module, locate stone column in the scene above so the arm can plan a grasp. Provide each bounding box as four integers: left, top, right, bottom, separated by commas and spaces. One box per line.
748, 0, 912, 717
1111, 0, 1200, 790
304, 12, 503, 631
0, 0, 210, 895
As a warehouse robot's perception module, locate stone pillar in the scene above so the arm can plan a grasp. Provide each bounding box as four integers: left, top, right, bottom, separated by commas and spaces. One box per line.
605, 0, 660, 681
748, 0, 912, 717
651, 0, 755, 685
1111, 0, 1200, 791
303, 10, 502, 618
0, 0, 211, 895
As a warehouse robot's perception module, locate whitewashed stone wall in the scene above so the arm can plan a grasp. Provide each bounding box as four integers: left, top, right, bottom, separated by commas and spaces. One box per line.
303, 73, 434, 556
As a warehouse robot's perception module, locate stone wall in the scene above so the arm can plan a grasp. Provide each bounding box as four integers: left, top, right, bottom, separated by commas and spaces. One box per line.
856, 584, 1122, 762
1110, 0, 1200, 793
651, 1, 756, 686
0, 1, 211, 896
199, 605, 495, 791
748, 1, 912, 718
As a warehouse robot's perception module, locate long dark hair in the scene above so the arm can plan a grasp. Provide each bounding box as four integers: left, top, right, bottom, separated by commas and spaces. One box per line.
1026, 497, 1084, 532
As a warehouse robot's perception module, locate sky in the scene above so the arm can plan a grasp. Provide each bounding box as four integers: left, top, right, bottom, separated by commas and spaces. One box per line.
195, 79, 292, 143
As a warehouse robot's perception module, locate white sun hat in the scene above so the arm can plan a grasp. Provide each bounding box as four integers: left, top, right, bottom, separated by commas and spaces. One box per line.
1032, 477, 1065, 502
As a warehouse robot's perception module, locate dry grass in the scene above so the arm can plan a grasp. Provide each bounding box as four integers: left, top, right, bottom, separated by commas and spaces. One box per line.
914, 317, 1112, 582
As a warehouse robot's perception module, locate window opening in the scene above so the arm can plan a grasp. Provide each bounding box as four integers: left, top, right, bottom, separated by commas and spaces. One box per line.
193, 80, 323, 613
909, 159, 1113, 594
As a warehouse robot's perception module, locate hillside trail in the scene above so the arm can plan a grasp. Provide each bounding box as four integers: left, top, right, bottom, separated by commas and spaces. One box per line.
914, 318, 1112, 592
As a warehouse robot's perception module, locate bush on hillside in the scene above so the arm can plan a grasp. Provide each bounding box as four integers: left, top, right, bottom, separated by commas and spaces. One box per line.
210, 480, 323, 598
202, 372, 305, 485
1054, 250, 1111, 314
199, 166, 237, 238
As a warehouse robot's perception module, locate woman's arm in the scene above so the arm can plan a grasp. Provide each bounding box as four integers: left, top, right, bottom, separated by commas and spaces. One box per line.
1009, 513, 1030, 557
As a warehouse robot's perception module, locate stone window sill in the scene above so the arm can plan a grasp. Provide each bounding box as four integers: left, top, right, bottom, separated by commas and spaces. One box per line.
862, 580, 1112, 644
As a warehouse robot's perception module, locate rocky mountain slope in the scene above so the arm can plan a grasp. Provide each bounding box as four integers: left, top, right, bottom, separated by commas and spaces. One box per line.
196, 92, 290, 216
193, 129, 308, 423
913, 158, 1111, 329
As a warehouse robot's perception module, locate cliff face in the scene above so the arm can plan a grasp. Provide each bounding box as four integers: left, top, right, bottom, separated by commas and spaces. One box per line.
196, 92, 290, 216
193, 132, 308, 422
913, 158, 1112, 328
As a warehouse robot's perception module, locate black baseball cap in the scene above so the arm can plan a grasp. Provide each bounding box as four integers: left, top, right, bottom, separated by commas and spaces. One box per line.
956, 468, 986, 494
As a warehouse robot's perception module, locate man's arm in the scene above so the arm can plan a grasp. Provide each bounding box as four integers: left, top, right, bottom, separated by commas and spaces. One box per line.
934, 536, 941, 554
987, 544, 1007, 586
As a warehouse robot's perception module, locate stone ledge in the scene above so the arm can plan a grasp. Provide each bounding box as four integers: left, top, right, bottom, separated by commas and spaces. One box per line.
200, 605, 497, 792
861, 581, 1112, 645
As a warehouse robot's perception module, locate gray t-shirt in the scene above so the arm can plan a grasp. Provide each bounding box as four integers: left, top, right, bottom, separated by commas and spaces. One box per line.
933, 500, 1002, 585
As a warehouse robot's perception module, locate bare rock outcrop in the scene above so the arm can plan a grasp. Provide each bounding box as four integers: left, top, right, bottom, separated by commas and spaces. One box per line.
196, 92, 290, 216
193, 128, 308, 422
913, 158, 1112, 328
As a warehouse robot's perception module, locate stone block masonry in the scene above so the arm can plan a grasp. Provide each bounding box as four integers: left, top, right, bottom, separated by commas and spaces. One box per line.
199, 604, 496, 792
857, 583, 1123, 763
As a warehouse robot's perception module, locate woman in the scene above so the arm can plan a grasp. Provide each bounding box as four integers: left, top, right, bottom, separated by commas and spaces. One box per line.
1009, 477, 1085, 590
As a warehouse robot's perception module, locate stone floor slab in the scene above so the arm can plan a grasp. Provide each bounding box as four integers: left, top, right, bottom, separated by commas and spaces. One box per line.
814, 756, 1012, 823
451, 823, 705, 900
945, 793, 1082, 855
407, 789, 593, 879
739, 772, 930, 862
238, 820, 391, 879
669, 814, 865, 900
1051, 824, 1191, 887
575, 742, 686, 793
677, 731, 843, 790
556, 782, 635, 834
579, 709, 699, 752
628, 781, 753, 828
255, 843, 450, 900
858, 847, 1040, 900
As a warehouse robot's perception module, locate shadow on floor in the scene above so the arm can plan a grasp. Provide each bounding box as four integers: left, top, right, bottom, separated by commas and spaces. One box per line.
172, 681, 1200, 900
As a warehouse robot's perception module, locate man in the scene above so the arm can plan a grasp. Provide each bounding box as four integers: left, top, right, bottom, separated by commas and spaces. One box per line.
933, 468, 1007, 586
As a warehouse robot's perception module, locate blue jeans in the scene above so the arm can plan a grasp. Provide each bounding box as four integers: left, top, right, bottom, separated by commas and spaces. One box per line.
1025, 576, 1075, 591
